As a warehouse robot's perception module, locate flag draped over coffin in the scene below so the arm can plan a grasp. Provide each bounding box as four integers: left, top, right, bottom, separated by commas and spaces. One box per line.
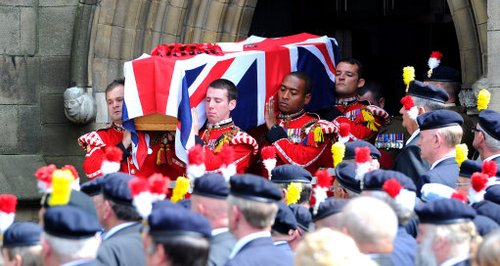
123, 33, 340, 168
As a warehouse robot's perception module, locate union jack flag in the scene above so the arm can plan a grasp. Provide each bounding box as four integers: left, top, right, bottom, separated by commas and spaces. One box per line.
123, 33, 340, 168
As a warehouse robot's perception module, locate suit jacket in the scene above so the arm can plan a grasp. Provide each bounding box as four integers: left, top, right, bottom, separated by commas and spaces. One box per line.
208, 231, 237, 266
392, 133, 430, 185
96, 223, 145, 266
225, 237, 293, 266
391, 227, 417, 266
418, 157, 459, 194
274, 241, 294, 261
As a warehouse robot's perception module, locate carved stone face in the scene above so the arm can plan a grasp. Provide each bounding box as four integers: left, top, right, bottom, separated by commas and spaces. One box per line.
64, 88, 84, 117
63, 87, 96, 124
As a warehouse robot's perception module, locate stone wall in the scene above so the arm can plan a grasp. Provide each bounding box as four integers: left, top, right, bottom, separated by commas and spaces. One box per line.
487, 0, 500, 110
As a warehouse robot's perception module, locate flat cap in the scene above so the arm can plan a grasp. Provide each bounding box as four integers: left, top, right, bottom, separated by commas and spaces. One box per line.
473, 215, 499, 236
148, 202, 211, 240
3, 222, 42, 247
192, 173, 229, 199
417, 110, 463, 131
408, 80, 449, 103
415, 198, 476, 225
229, 174, 282, 203
271, 165, 312, 184
80, 178, 103, 197
43, 205, 101, 239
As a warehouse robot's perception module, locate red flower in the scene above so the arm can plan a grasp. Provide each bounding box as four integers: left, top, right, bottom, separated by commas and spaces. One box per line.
261, 146, 276, 160
471, 172, 489, 192
315, 170, 332, 188
382, 178, 402, 198
188, 145, 205, 165
355, 147, 371, 164
0, 194, 17, 214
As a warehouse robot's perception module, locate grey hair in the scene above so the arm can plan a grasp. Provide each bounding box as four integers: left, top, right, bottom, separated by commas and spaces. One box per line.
477, 124, 500, 150
42, 233, 100, 263
227, 195, 278, 229
412, 96, 445, 111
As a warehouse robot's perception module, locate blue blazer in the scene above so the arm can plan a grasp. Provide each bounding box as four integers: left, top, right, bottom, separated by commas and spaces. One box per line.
418, 157, 458, 194
225, 237, 293, 266
391, 227, 417, 266
393, 133, 430, 185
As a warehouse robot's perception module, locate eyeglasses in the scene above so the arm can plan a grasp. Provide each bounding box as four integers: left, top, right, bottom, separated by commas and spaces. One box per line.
471, 127, 483, 134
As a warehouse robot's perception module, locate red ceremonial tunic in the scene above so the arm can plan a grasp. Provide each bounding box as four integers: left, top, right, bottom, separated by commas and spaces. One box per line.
199, 119, 258, 174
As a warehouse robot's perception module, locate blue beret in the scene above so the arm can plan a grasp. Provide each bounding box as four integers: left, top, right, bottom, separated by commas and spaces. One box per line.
363, 170, 417, 192
41, 190, 98, 220
101, 172, 134, 206
43, 205, 101, 239
415, 198, 476, 225
271, 165, 312, 183
473, 200, 500, 225
288, 204, 312, 232
229, 174, 282, 203
479, 110, 500, 141
176, 199, 192, 209
473, 215, 499, 236
423, 65, 461, 83
334, 162, 361, 194
313, 198, 349, 222
407, 80, 449, 103
484, 185, 500, 205
459, 160, 482, 178
417, 110, 464, 131
80, 177, 103, 197
148, 202, 211, 239
272, 202, 298, 234
344, 140, 381, 160
192, 173, 229, 199
3, 222, 42, 248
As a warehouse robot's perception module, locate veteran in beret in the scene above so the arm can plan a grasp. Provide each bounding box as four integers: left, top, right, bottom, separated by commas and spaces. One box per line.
2, 222, 43, 266
472, 110, 500, 166
270, 165, 313, 207
144, 201, 212, 266
417, 110, 464, 192
225, 174, 291, 266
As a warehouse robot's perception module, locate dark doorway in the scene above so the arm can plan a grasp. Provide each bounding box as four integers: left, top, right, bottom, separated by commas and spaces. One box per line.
249, 0, 460, 115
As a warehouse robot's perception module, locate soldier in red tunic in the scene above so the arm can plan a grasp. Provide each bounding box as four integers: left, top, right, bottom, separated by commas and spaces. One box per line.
78, 79, 185, 179
263, 72, 336, 174
319, 58, 388, 143
194, 79, 258, 173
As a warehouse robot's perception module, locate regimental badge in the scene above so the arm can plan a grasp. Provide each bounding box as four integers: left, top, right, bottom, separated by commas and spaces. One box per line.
375, 133, 404, 150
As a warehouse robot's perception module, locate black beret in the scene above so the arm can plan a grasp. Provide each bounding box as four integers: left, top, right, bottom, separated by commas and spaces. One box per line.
473, 215, 499, 237
3, 222, 42, 248
363, 170, 417, 192
313, 198, 349, 222
344, 140, 381, 160
193, 173, 229, 199
424, 65, 461, 83
478, 110, 500, 141
334, 162, 361, 194
408, 80, 449, 103
80, 177, 103, 197
272, 202, 298, 234
417, 109, 464, 131
229, 174, 282, 203
271, 165, 313, 183
415, 198, 476, 225
459, 160, 482, 178
148, 202, 211, 240
43, 205, 101, 239
41, 190, 98, 220
288, 204, 312, 232
101, 172, 134, 206
484, 185, 500, 205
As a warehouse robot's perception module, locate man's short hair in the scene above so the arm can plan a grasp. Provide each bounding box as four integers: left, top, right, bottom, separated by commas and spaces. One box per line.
208, 79, 238, 101
339, 58, 364, 79
227, 195, 278, 229
477, 124, 500, 150
105, 197, 142, 222
3, 246, 43, 266
105, 78, 125, 96
148, 235, 209, 266
359, 80, 384, 102
287, 71, 312, 95
437, 125, 463, 147
412, 96, 445, 111
43, 233, 99, 263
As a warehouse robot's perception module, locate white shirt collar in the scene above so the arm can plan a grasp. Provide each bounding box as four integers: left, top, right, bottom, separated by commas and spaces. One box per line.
440, 255, 469, 266
61, 259, 95, 266
212, 227, 229, 236
430, 151, 456, 170
207, 117, 233, 129
273, 240, 288, 246
406, 128, 420, 145
103, 222, 137, 240
228, 231, 271, 259
484, 153, 500, 161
